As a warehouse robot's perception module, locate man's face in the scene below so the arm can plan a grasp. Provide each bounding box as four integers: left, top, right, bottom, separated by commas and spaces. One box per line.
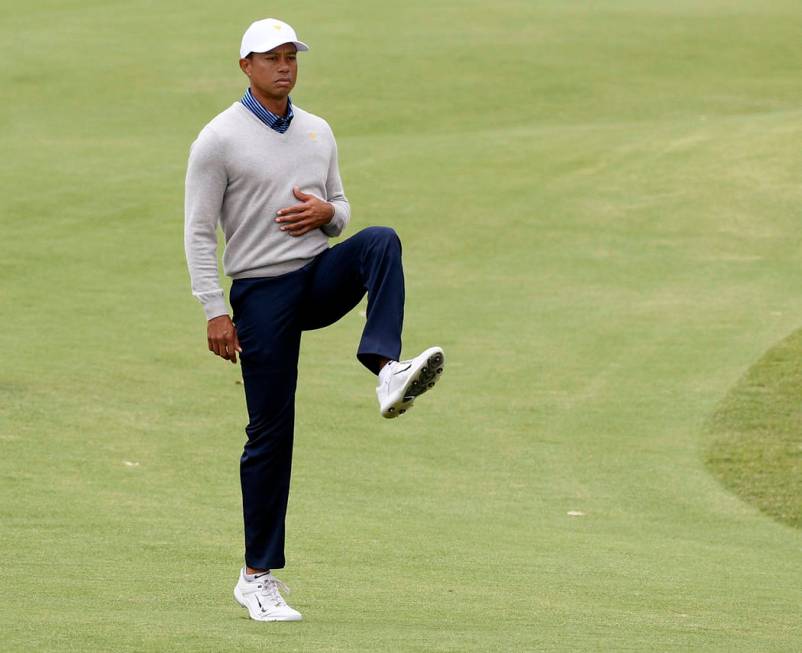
240, 42, 298, 103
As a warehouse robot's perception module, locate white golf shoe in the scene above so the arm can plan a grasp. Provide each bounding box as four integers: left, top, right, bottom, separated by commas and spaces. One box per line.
233, 569, 302, 622
376, 346, 445, 418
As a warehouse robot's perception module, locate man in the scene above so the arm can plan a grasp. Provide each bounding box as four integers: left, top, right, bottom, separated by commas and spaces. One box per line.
184, 18, 445, 622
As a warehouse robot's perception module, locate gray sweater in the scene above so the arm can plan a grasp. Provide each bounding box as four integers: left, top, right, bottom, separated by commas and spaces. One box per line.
184, 102, 350, 319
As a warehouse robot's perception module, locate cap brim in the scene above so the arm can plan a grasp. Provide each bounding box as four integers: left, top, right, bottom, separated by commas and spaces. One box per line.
241, 40, 309, 58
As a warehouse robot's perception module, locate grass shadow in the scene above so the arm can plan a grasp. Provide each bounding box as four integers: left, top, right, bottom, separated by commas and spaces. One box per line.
706, 328, 802, 529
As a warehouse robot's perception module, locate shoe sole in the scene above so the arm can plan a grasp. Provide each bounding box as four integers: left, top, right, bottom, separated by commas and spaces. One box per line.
233, 586, 303, 622
382, 347, 445, 419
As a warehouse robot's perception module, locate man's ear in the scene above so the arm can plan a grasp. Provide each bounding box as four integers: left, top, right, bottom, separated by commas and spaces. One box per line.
239, 57, 251, 77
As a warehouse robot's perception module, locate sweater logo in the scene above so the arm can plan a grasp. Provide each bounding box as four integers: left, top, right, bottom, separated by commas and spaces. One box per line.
308, 131, 318, 141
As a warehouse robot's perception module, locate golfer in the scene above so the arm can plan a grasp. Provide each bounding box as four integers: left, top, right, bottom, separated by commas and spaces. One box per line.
184, 18, 445, 621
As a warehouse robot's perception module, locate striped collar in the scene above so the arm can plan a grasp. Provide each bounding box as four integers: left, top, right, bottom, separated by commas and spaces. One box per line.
240, 88, 294, 133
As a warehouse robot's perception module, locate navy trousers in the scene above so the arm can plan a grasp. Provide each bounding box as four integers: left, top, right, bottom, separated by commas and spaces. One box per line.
229, 226, 404, 570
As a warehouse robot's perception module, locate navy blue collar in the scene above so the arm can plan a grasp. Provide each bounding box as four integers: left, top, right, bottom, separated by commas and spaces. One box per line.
240, 88, 294, 134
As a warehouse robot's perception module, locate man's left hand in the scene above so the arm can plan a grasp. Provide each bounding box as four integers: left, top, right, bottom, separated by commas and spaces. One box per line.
276, 186, 334, 237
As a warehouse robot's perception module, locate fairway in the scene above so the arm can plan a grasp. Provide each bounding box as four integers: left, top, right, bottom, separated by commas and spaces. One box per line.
2, 1, 802, 651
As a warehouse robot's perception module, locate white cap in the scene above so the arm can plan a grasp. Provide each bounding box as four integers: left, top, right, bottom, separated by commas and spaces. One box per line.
239, 18, 309, 58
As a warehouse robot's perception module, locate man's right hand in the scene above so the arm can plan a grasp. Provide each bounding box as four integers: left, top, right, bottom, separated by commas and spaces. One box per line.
207, 315, 242, 364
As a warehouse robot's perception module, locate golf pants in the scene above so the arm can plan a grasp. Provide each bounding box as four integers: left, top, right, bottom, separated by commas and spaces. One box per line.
229, 226, 404, 570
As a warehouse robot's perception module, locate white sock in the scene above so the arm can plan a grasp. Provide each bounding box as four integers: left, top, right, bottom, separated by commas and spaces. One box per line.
379, 361, 395, 384
244, 569, 270, 582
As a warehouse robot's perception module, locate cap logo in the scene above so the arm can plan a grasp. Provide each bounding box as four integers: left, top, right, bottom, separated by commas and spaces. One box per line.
273, 23, 282, 30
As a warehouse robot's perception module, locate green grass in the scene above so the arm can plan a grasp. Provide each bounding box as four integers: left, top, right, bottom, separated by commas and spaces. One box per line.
706, 330, 802, 529
2, 1, 802, 651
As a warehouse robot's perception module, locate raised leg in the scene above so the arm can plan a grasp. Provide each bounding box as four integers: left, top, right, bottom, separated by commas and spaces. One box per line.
301, 226, 405, 373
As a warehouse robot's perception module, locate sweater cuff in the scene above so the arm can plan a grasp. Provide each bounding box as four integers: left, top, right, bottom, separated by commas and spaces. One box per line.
200, 293, 229, 321
321, 203, 346, 237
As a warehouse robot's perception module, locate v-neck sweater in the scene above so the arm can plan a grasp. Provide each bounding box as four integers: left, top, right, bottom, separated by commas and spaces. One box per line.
184, 102, 350, 320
